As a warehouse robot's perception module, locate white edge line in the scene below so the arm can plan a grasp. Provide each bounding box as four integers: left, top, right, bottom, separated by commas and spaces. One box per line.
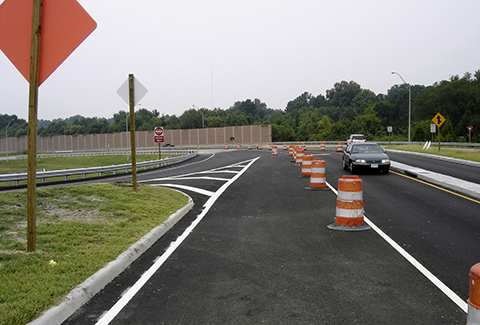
326, 181, 468, 313
95, 157, 260, 325
152, 184, 214, 197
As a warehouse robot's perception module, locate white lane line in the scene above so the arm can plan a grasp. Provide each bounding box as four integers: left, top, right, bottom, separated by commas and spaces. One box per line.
145, 176, 231, 182
95, 157, 260, 325
152, 184, 215, 197
326, 181, 468, 313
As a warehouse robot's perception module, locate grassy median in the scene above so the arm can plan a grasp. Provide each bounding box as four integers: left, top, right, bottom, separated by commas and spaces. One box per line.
0, 183, 189, 325
385, 144, 480, 162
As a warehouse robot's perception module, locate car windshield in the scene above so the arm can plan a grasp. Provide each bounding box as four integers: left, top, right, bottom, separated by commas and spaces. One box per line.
351, 145, 383, 154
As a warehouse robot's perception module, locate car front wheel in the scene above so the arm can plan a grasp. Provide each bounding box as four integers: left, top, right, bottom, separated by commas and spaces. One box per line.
349, 161, 356, 173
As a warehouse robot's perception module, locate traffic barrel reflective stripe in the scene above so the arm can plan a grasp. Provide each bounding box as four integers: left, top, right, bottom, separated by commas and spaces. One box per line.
468, 263, 480, 324
320, 141, 326, 151
301, 153, 313, 176
272, 145, 278, 157
336, 142, 343, 152
295, 147, 304, 166
328, 175, 370, 231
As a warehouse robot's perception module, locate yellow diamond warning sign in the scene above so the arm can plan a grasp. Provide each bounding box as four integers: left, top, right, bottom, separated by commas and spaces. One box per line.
432, 113, 446, 127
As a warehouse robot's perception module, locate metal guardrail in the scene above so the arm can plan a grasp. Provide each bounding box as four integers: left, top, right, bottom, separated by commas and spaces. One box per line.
1, 151, 197, 187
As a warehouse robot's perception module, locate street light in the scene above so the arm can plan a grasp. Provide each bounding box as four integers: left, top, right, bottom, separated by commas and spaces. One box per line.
391, 72, 412, 142
5, 119, 14, 162
192, 105, 204, 128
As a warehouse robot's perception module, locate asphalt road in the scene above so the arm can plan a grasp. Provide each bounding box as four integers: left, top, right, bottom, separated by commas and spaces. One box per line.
62, 149, 478, 324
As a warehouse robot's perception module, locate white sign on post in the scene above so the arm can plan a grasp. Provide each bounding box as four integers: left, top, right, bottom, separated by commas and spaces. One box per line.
116, 76, 148, 105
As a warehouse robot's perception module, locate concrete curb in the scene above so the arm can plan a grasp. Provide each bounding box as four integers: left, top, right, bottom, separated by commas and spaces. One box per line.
28, 194, 194, 325
387, 149, 480, 168
390, 161, 480, 200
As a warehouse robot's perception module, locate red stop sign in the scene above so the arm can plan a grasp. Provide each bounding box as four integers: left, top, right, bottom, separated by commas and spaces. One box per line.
154, 127, 164, 136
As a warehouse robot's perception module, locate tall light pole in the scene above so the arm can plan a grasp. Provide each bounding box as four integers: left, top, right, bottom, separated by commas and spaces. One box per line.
5, 119, 14, 162
392, 72, 412, 142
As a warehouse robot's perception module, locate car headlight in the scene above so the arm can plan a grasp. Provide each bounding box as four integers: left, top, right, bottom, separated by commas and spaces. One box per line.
381, 159, 390, 163
355, 159, 366, 163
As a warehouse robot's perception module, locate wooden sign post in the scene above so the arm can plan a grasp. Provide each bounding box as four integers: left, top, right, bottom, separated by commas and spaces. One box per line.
128, 74, 138, 193
26, 0, 43, 252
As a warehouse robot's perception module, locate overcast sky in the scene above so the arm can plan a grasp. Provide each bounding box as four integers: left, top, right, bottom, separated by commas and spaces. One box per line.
1, 0, 479, 121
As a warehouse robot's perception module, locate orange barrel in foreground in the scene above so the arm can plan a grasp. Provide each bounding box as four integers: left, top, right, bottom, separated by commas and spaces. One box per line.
468, 263, 480, 324
327, 175, 371, 231
301, 153, 313, 176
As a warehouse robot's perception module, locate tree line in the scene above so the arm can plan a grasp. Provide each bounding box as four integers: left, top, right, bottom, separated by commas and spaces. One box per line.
1, 70, 479, 143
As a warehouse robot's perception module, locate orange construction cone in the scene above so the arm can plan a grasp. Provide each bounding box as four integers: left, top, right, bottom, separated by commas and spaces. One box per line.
336, 142, 343, 152
271, 145, 278, 157
295, 147, 304, 166
305, 159, 329, 191
300, 153, 313, 177
327, 175, 371, 231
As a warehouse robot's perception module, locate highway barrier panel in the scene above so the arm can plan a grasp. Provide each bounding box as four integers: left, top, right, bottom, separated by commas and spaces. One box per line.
327, 175, 371, 231
336, 142, 343, 152
300, 153, 313, 177
468, 263, 480, 324
306, 159, 329, 191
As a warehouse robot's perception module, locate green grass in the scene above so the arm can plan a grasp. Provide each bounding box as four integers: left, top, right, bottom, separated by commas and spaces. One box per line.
0, 154, 173, 175
0, 183, 189, 325
385, 144, 480, 162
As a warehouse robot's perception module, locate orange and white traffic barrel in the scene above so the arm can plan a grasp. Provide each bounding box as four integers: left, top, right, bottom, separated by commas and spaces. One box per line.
300, 153, 313, 176
237, 143, 241, 149
336, 142, 343, 152
289, 145, 294, 156
302, 142, 306, 150
295, 147, 304, 166
248, 143, 252, 150
292, 146, 297, 162
283, 143, 288, 150
468, 263, 480, 324
258, 143, 262, 150
225, 144, 229, 149
327, 175, 370, 231
306, 159, 328, 190
269, 143, 273, 150
271, 145, 278, 157
320, 141, 326, 151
